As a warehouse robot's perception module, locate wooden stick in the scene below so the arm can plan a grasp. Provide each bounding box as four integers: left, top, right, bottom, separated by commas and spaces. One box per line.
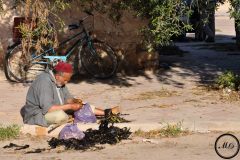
48, 117, 74, 134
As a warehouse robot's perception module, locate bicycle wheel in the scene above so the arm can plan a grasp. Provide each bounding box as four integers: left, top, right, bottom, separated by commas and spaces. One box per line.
80, 40, 118, 78
4, 43, 46, 83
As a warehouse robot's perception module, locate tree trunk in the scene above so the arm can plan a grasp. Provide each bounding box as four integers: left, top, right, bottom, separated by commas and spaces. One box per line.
195, 0, 215, 42
235, 20, 240, 48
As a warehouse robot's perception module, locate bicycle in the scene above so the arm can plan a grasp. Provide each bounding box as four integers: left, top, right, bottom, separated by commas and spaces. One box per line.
4, 12, 118, 83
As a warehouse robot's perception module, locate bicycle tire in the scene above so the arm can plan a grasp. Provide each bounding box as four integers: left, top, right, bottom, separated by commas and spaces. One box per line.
4, 43, 46, 83
4, 43, 20, 82
80, 40, 118, 79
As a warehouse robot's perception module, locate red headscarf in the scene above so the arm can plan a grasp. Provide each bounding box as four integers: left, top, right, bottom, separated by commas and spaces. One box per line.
54, 62, 73, 73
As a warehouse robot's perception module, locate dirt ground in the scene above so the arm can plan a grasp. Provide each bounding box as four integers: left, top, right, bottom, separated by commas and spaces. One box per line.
0, 3, 240, 160
1, 132, 239, 160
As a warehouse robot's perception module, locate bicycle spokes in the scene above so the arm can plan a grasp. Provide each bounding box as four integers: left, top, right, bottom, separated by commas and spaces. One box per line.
80, 41, 117, 78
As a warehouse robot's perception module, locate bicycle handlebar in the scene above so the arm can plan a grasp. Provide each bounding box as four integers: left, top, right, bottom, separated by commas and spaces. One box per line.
68, 11, 94, 30
84, 10, 93, 16
68, 24, 79, 30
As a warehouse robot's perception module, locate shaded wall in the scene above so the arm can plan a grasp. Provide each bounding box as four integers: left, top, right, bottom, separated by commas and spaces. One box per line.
0, 1, 159, 71
0, 1, 23, 67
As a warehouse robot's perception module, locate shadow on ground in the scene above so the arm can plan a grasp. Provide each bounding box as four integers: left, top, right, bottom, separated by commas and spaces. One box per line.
154, 35, 240, 87
70, 70, 154, 87
68, 34, 240, 88
2, 35, 239, 88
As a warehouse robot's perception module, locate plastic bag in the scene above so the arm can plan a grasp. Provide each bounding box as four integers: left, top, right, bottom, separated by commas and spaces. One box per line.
59, 123, 85, 140
74, 103, 97, 123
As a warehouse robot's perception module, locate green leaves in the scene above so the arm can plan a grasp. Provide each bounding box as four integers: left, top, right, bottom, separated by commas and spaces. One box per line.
229, 0, 240, 27
216, 71, 240, 91
51, 0, 70, 12
122, 0, 191, 48
0, 124, 20, 141
1, 0, 189, 48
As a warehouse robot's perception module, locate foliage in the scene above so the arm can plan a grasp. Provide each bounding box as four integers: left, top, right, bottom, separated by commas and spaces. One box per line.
2, 0, 192, 49
229, 0, 240, 25
0, 124, 20, 140
120, 0, 192, 49
229, 0, 240, 45
61, 0, 240, 49
216, 71, 240, 90
1, 0, 240, 51
73, 0, 238, 49
0, 0, 70, 55
62, 0, 126, 23
19, 0, 71, 55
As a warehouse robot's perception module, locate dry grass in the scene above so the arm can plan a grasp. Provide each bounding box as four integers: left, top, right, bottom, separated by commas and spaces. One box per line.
153, 104, 173, 108
191, 85, 214, 94
219, 90, 240, 102
133, 122, 189, 138
183, 99, 200, 103
193, 84, 240, 102
129, 88, 179, 101
137, 104, 173, 109
197, 84, 240, 102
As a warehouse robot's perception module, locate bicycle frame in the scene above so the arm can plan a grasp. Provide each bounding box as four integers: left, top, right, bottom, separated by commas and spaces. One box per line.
30, 23, 93, 65
5, 11, 118, 82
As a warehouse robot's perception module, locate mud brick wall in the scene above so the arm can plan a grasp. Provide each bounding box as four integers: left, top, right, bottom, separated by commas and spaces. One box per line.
0, 1, 159, 71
